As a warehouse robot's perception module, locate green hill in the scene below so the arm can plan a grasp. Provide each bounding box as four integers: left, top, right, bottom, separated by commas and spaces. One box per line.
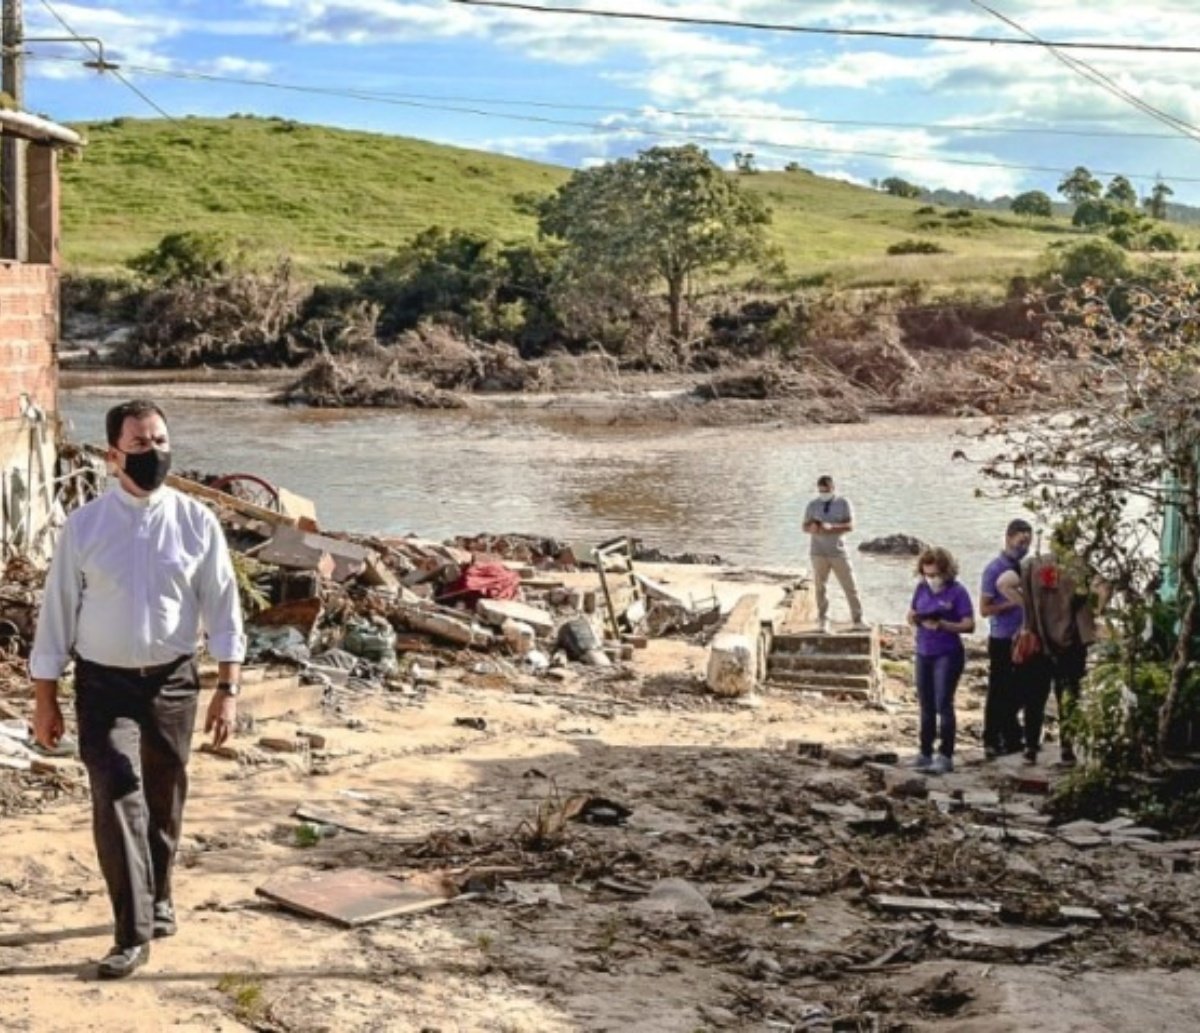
59, 116, 1193, 290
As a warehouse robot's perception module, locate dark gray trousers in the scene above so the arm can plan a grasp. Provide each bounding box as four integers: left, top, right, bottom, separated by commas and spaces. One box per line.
75, 656, 199, 948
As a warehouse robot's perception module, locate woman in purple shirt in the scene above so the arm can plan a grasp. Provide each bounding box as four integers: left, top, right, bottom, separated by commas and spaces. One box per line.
907, 547, 976, 774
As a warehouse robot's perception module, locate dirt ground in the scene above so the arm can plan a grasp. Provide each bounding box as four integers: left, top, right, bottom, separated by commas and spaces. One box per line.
4, 557, 1200, 1033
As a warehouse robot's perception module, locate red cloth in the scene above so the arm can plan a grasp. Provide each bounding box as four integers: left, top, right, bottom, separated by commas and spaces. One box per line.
441, 562, 521, 607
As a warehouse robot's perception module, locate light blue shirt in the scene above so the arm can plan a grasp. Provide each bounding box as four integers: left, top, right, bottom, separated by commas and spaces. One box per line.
30, 483, 246, 679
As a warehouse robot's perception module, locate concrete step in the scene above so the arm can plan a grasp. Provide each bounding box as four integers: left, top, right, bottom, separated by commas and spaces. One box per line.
768, 670, 876, 692
768, 678, 873, 699
772, 630, 877, 656
769, 652, 877, 676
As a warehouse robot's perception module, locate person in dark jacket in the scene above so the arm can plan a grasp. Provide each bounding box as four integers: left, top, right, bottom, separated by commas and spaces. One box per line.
1019, 531, 1105, 766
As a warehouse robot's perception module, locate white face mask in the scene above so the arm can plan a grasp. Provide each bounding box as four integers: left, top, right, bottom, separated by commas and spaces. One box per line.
818, 489, 833, 498
924, 575, 945, 593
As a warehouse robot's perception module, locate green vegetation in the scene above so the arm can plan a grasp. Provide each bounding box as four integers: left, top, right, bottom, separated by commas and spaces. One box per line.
61, 117, 1198, 292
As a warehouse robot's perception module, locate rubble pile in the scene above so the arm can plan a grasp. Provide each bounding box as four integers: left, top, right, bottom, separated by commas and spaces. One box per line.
262, 735, 1200, 1030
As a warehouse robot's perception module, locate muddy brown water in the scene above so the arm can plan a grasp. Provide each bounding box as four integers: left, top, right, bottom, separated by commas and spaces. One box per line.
62, 392, 1021, 625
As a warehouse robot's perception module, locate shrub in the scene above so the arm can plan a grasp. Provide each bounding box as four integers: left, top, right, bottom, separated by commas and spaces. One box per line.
1146, 229, 1183, 252
127, 230, 241, 286
886, 239, 947, 256
1054, 238, 1131, 284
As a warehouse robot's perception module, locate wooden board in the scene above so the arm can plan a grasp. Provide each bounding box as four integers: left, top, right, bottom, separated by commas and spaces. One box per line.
256, 868, 457, 927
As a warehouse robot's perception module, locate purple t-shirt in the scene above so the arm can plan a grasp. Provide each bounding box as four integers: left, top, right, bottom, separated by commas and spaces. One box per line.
911, 579, 973, 656
980, 553, 1023, 640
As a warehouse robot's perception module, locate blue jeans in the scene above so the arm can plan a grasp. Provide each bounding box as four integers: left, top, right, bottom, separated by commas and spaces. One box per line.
916, 647, 964, 758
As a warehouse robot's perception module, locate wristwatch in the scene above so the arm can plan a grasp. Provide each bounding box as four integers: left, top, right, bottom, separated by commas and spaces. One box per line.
216, 681, 241, 697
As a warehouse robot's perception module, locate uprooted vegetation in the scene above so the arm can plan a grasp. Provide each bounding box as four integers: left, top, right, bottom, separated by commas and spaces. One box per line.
64, 225, 1154, 417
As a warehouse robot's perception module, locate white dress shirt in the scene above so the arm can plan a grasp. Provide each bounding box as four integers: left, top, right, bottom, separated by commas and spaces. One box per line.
30, 483, 246, 679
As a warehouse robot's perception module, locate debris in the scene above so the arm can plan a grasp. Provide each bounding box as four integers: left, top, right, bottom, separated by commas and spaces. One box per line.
563, 795, 632, 827
858, 533, 928, 555
936, 922, 1069, 952
1059, 905, 1103, 923
455, 717, 487, 731
476, 597, 555, 637
871, 894, 1001, 917
502, 882, 564, 907
256, 868, 462, 927
292, 805, 373, 835
632, 878, 714, 921
258, 525, 371, 582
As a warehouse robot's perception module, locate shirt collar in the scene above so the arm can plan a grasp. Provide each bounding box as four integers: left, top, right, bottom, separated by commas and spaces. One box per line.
108, 480, 169, 509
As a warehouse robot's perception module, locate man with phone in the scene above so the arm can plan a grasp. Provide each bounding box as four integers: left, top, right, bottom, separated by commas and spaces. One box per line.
802, 474, 867, 634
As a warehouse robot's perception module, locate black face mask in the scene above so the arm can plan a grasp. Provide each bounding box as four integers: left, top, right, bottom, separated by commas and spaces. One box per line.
120, 447, 172, 493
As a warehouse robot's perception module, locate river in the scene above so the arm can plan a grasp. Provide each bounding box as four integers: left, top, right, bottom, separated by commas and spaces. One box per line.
61, 391, 1025, 625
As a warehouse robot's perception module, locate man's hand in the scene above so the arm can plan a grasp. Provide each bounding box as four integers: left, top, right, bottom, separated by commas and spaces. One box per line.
33, 686, 64, 750
205, 692, 237, 747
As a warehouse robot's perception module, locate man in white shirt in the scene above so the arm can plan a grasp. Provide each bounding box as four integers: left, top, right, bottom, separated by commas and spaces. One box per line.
802, 474, 867, 634
30, 399, 245, 979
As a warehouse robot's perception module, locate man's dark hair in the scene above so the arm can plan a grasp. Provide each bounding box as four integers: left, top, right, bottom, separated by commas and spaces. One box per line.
817, 475, 834, 489
1005, 518, 1033, 538
106, 399, 168, 447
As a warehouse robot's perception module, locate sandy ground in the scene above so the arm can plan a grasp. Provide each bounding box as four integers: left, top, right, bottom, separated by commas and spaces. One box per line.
3, 565, 1200, 1032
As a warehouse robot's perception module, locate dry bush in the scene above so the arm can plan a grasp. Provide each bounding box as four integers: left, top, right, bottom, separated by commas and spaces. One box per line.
119, 262, 306, 368
277, 353, 469, 409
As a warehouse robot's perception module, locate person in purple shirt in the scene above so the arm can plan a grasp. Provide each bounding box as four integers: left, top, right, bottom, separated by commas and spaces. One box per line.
979, 519, 1034, 759
907, 546, 975, 774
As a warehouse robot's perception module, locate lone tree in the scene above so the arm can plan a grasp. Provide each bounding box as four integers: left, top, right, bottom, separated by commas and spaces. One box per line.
1057, 165, 1102, 205
1145, 179, 1174, 220
880, 176, 923, 199
977, 276, 1200, 758
1011, 189, 1053, 220
537, 144, 772, 343
1104, 174, 1138, 208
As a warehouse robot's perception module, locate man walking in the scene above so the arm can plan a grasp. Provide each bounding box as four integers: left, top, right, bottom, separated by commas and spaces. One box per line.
31, 399, 245, 979
802, 474, 867, 633
979, 518, 1033, 759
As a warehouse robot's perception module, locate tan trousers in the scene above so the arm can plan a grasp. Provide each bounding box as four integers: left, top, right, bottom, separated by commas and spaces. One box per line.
811, 553, 864, 623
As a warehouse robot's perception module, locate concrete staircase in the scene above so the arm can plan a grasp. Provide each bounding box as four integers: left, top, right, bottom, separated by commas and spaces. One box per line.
767, 625, 882, 699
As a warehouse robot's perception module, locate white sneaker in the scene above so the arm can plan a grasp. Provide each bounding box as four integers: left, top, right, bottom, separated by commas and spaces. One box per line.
849, 621, 872, 632
931, 754, 954, 775
913, 753, 934, 770
818, 618, 831, 634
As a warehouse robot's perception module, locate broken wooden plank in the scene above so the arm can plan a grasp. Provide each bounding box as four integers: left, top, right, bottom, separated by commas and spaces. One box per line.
256, 868, 461, 927
165, 473, 313, 531
871, 894, 1001, 917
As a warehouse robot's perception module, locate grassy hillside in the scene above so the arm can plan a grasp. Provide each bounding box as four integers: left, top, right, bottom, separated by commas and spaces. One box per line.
61, 116, 565, 274
60, 116, 1194, 290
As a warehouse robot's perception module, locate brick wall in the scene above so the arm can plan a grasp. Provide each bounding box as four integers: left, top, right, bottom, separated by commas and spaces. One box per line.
0, 262, 58, 423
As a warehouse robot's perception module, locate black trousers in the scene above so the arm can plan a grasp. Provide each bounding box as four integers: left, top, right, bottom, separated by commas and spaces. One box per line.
984, 637, 1026, 752
75, 656, 199, 949
1022, 647, 1087, 755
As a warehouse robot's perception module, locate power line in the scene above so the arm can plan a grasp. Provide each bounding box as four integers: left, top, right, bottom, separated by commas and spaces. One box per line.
446, 0, 1200, 54
28, 55, 1194, 144
29, 56, 1200, 184
972, 1, 1200, 144
36, 0, 180, 125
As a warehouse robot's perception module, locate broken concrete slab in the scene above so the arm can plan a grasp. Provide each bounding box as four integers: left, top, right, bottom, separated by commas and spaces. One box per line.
632, 878, 714, 921
937, 922, 1069, 952
476, 598, 555, 636
259, 525, 372, 582
705, 594, 764, 698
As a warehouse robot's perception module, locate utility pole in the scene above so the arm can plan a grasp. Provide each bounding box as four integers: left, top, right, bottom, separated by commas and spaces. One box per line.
1, 0, 26, 261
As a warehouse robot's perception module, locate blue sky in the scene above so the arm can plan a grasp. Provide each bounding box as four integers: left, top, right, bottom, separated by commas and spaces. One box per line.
26, 1, 1200, 204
